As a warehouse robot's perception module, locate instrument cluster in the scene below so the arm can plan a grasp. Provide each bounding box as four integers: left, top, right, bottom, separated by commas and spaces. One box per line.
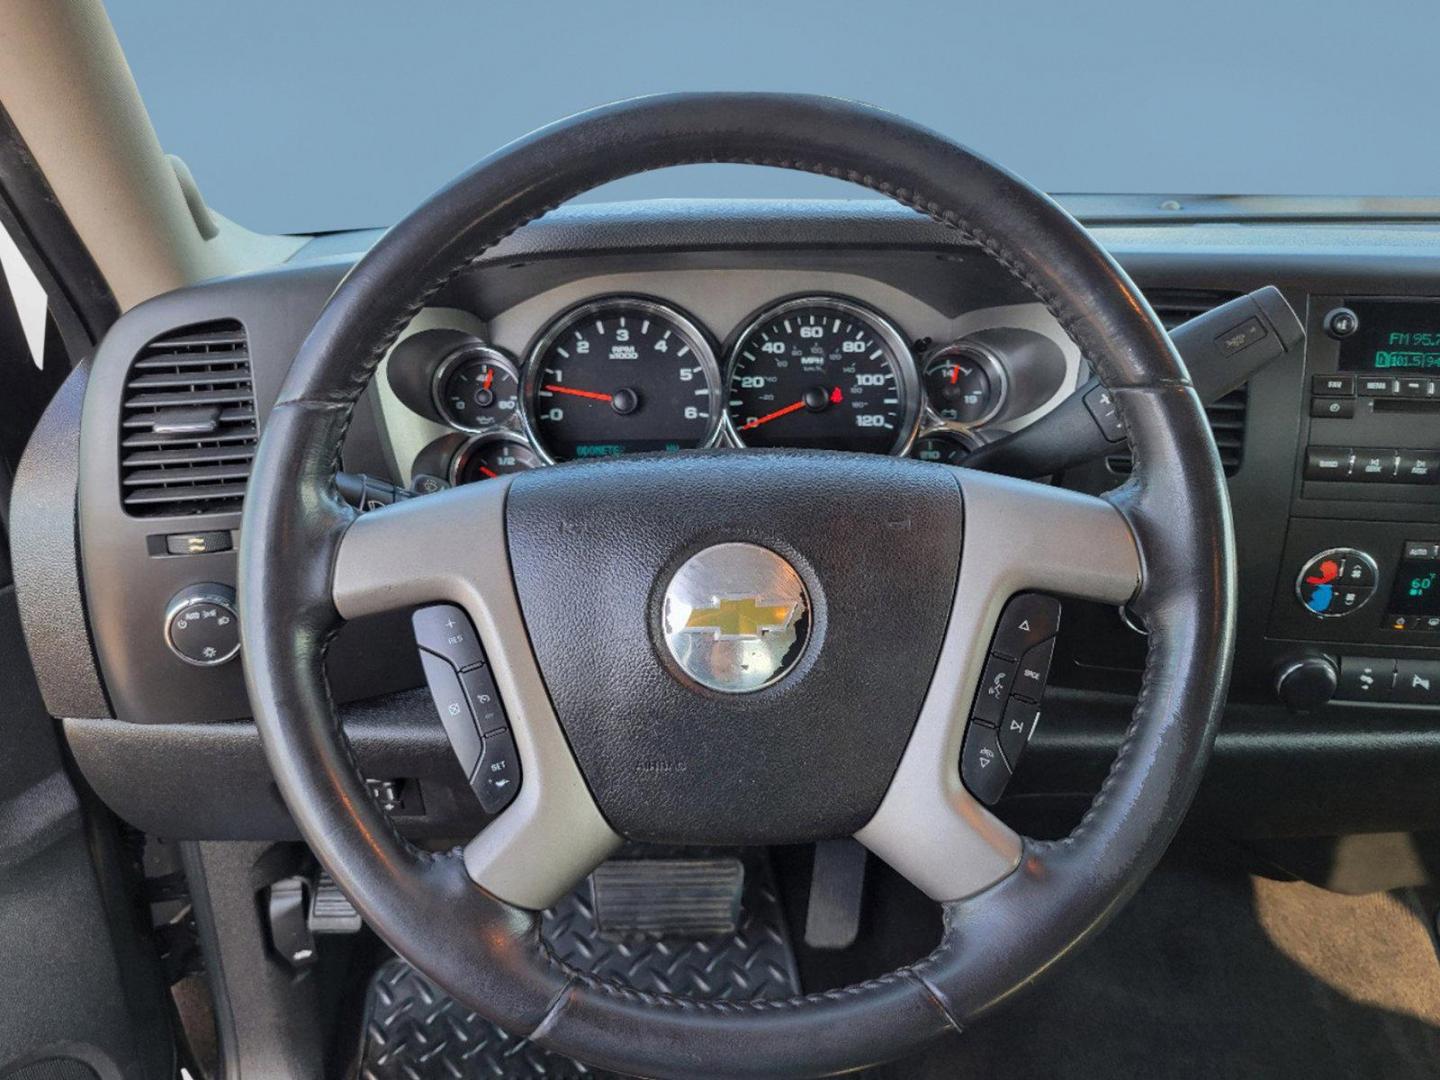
388, 293, 1015, 485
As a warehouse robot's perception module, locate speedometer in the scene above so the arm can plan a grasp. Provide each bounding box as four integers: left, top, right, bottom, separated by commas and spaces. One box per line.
522, 298, 722, 463
725, 297, 919, 454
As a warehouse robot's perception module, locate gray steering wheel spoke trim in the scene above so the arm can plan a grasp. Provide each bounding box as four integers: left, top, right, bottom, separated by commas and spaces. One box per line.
855, 469, 1140, 902
333, 477, 622, 909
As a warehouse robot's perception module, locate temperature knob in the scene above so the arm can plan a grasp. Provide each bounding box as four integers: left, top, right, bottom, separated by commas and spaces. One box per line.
165, 584, 240, 666
1295, 548, 1377, 618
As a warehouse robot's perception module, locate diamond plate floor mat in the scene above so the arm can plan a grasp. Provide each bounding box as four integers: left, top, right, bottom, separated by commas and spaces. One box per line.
357, 852, 799, 1079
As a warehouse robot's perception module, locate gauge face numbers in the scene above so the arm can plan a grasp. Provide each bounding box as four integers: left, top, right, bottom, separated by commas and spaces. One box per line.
727, 299, 915, 454
435, 348, 520, 432
453, 437, 543, 484
922, 347, 1001, 425
524, 299, 720, 463
911, 433, 974, 466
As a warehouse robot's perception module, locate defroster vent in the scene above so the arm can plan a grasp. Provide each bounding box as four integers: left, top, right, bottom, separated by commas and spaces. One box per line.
119, 320, 255, 516
1107, 290, 1248, 477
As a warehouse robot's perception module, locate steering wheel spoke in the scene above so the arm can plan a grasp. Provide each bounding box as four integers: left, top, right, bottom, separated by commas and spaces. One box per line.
333, 479, 621, 909
856, 469, 1141, 901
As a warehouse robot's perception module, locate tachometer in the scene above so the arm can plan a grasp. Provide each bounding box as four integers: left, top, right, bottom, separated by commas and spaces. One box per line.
522, 298, 722, 463
725, 297, 919, 454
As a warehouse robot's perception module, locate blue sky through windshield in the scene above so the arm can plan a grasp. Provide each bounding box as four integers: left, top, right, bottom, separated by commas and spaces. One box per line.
107, 0, 1440, 233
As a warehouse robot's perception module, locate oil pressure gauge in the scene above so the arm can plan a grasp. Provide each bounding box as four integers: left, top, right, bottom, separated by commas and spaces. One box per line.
434, 344, 520, 433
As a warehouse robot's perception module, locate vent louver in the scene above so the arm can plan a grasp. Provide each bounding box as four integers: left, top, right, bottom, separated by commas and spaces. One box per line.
119, 320, 255, 516
1106, 290, 1248, 478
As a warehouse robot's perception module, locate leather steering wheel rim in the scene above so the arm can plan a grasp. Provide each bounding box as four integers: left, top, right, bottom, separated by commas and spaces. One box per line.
239, 93, 1236, 1078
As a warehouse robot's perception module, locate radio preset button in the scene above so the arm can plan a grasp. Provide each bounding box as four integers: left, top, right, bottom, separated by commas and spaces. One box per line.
1398, 378, 1435, 398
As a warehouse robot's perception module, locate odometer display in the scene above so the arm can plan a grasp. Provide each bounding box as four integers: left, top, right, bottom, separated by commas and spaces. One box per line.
726, 297, 917, 454
523, 298, 721, 463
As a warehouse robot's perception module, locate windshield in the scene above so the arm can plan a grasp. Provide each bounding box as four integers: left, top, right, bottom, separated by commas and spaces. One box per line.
107, 0, 1435, 234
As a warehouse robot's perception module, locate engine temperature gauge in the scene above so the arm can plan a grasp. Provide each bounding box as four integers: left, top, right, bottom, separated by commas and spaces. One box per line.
434, 345, 520, 433
921, 344, 1004, 426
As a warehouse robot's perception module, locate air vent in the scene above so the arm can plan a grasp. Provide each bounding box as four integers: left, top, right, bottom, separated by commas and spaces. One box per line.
119, 320, 255, 516
1107, 290, 1248, 478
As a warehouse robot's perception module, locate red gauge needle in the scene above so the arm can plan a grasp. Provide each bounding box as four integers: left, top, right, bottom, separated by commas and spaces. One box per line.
543, 383, 611, 402
949, 365, 959, 385
741, 399, 807, 430
477, 465, 499, 480
482, 369, 494, 391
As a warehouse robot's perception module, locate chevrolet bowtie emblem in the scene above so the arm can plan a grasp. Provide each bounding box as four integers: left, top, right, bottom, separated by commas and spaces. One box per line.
661, 542, 811, 693
681, 597, 799, 640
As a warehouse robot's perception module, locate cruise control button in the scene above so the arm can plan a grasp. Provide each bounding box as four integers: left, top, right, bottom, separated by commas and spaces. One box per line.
998, 697, 1040, 770
972, 654, 1018, 725
412, 604, 486, 670
472, 730, 521, 814
1013, 638, 1055, 702
459, 665, 508, 735
991, 593, 1061, 661
960, 722, 1011, 806
419, 651, 482, 777
1338, 656, 1394, 701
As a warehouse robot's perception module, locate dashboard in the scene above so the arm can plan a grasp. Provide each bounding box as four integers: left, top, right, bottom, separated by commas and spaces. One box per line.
14, 198, 1440, 852
376, 273, 1077, 492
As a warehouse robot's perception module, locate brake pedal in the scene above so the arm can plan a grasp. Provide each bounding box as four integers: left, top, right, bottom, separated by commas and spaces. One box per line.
591, 857, 743, 938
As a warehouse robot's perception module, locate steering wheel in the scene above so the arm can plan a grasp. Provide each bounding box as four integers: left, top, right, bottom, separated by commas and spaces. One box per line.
239, 93, 1235, 1078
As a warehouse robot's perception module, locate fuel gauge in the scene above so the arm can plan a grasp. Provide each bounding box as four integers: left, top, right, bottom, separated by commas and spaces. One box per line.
452, 433, 543, 484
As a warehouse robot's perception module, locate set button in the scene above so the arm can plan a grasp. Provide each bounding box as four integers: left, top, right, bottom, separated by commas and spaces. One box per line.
961, 593, 1062, 806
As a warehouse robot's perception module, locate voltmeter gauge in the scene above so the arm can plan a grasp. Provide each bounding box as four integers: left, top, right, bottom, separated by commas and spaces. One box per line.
921, 344, 1005, 427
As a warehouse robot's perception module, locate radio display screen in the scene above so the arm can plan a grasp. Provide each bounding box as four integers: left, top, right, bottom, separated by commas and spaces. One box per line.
1338, 299, 1440, 373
